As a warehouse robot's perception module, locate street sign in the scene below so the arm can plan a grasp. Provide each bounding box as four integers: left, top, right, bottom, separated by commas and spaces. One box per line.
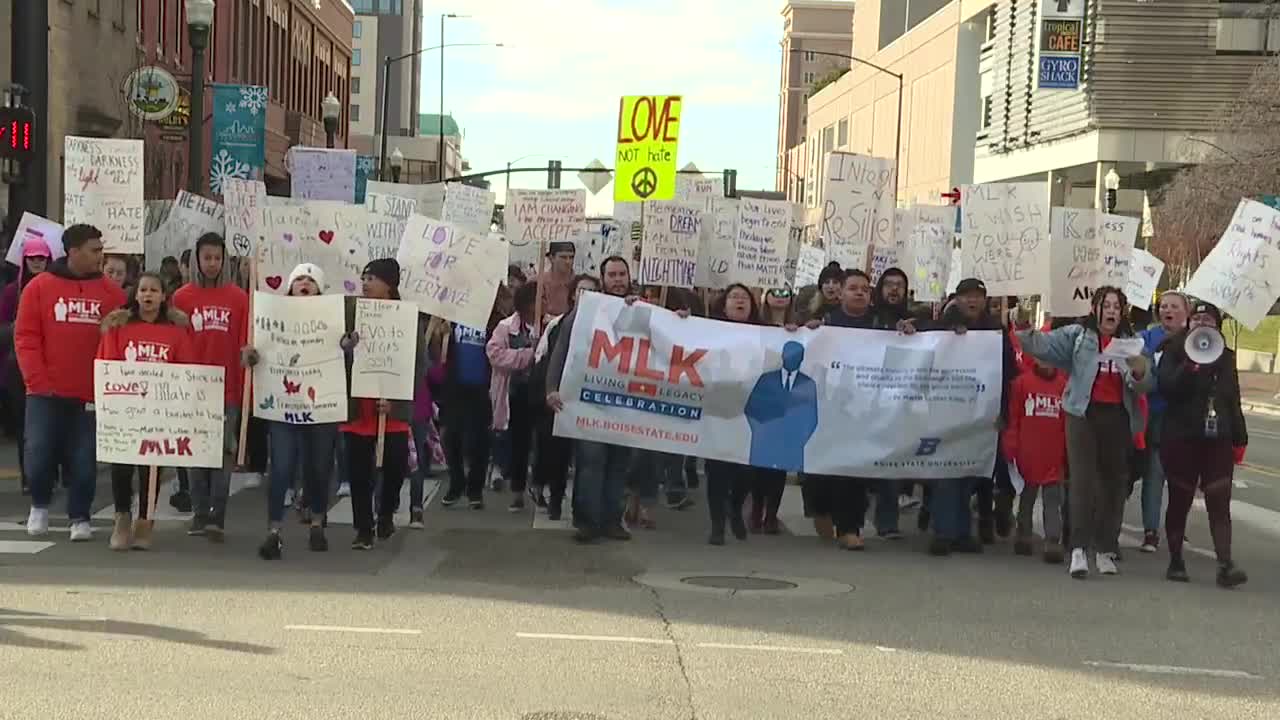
1039, 56, 1082, 90
1036, 0, 1085, 91
681, 162, 700, 174
122, 66, 180, 122
614, 95, 682, 203
578, 158, 613, 195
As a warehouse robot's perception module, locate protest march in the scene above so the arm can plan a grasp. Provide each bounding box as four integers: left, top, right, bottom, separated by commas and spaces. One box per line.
4, 96, 1270, 594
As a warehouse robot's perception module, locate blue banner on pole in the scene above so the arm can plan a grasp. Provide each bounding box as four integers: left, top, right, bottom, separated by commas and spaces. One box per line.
355, 155, 376, 205
209, 84, 268, 196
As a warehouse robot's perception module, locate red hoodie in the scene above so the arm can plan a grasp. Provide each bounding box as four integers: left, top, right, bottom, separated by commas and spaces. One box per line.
172, 283, 249, 404
96, 314, 194, 365
1003, 369, 1068, 487
16, 260, 127, 401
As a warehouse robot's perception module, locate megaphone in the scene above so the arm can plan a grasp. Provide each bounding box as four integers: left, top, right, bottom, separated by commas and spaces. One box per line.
1186, 326, 1225, 365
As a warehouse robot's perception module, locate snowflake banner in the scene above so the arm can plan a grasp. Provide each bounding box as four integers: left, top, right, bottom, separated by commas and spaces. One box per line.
210, 84, 267, 196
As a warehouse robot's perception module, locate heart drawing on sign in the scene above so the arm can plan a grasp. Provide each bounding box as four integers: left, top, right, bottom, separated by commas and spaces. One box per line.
318, 230, 335, 245
307, 387, 316, 403
344, 280, 357, 293
283, 233, 295, 244
265, 276, 283, 290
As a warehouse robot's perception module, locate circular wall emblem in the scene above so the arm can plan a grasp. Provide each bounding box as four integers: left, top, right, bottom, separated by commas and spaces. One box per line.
123, 66, 180, 121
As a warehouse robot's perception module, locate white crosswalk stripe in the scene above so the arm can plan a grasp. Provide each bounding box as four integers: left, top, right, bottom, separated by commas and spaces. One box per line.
89, 472, 256, 523
327, 480, 439, 526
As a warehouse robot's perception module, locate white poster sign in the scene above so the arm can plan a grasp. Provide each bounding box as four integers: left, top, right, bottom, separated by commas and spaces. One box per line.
289, 148, 357, 202
94, 360, 226, 468
1048, 207, 1105, 316
1100, 213, 1139, 288
251, 293, 348, 423
366, 182, 445, 220
734, 197, 792, 289
675, 175, 723, 213
397, 216, 508, 329
554, 293, 1000, 479
504, 189, 586, 275
222, 178, 267, 257
960, 183, 1050, 295
5, 213, 65, 266
1184, 199, 1280, 330
63, 136, 145, 254
871, 208, 911, 282
258, 202, 370, 295
442, 183, 496, 233
351, 298, 418, 401
639, 201, 702, 288
821, 152, 896, 270
1125, 248, 1165, 310
364, 192, 416, 262
613, 202, 644, 264
145, 191, 226, 270
696, 199, 738, 289
909, 206, 954, 302
578, 219, 625, 276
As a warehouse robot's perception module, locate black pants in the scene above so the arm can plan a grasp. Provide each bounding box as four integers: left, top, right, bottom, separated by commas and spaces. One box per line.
345, 431, 408, 534
443, 386, 492, 501
244, 414, 269, 473
533, 411, 571, 505
826, 476, 868, 537
112, 465, 158, 519
751, 469, 786, 518
507, 384, 534, 493
705, 460, 750, 533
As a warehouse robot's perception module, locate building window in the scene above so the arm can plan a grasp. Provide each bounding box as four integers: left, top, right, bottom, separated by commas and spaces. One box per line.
351, 104, 360, 122
353, 20, 362, 38
804, 71, 815, 84
804, 50, 816, 62
837, 118, 849, 148
352, 48, 362, 65
985, 7, 997, 43
1215, 16, 1276, 54
980, 96, 993, 131
352, 76, 361, 94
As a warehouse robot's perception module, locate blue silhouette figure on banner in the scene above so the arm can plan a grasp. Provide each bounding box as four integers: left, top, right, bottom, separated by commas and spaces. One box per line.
744, 341, 818, 472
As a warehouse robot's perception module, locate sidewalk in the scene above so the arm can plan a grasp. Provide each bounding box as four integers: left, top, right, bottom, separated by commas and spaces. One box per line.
1239, 371, 1280, 416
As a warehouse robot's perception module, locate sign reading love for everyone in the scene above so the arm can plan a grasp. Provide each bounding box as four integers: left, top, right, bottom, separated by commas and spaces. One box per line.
251, 292, 348, 424
63, 136, 145, 254
258, 202, 370, 295
503, 189, 586, 274
350, 299, 418, 401
288, 147, 357, 202
144, 190, 226, 271
94, 360, 226, 468
397, 216, 508, 329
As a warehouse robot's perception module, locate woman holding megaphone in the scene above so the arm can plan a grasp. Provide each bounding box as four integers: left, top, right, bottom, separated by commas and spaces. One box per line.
1155, 301, 1249, 588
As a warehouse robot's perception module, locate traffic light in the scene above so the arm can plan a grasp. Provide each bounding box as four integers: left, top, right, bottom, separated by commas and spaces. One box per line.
0, 105, 35, 162
723, 168, 737, 198
547, 160, 562, 190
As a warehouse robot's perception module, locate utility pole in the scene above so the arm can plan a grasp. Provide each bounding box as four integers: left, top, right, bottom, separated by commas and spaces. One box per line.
8, 0, 49, 225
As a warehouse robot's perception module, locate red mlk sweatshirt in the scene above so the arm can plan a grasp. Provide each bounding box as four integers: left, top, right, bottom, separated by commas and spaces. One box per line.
15, 261, 127, 401
96, 315, 194, 365
172, 283, 249, 404
1002, 369, 1068, 487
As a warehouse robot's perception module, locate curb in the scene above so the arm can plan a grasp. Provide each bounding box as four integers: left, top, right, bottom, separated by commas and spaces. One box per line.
1242, 400, 1280, 417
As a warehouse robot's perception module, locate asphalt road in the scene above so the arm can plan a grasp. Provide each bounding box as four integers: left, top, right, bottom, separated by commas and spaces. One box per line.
0, 443, 1276, 719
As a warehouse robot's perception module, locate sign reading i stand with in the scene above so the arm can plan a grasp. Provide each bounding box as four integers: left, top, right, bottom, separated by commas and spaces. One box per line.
1037, 0, 1086, 91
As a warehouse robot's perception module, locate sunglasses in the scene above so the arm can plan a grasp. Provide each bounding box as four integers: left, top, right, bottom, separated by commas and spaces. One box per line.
766, 288, 793, 299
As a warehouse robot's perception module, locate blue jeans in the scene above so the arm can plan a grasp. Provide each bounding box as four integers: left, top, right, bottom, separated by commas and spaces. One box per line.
627, 449, 681, 504
873, 479, 900, 534
574, 440, 630, 530
25, 395, 96, 521
930, 478, 977, 540
267, 422, 337, 525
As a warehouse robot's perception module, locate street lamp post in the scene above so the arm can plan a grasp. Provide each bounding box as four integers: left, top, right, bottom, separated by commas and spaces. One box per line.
390, 148, 404, 183
786, 48, 903, 195
1105, 168, 1120, 214
439, 13, 467, 182
185, 0, 215, 194
504, 153, 546, 202
322, 92, 341, 149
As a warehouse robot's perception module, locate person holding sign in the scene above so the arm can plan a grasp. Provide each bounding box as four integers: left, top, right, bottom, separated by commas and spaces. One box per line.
0, 235, 53, 494
17, 224, 127, 540
341, 259, 421, 550
1017, 286, 1153, 580
95, 272, 193, 550
486, 281, 540, 513
172, 232, 249, 539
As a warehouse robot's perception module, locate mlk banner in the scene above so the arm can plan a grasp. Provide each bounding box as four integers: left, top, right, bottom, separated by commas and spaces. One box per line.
554, 293, 1001, 480
210, 84, 268, 195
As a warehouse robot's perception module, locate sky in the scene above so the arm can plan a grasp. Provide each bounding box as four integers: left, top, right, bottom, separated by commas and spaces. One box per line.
416, 0, 783, 215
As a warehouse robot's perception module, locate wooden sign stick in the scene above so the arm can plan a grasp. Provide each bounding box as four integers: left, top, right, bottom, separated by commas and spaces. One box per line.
145, 465, 161, 525
236, 258, 257, 467
533, 241, 547, 336
374, 411, 388, 469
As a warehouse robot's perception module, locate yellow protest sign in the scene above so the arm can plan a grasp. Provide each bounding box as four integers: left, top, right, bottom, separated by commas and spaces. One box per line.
614, 95, 682, 203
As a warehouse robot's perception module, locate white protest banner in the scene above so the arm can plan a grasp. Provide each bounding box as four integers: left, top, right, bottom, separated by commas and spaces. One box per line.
364, 192, 416, 261
676, 174, 723, 212
1048, 207, 1104, 316
397, 216, 507, 329
871, 208, 911, 282
1125, 248, 1165, 310
366, 181, 444, 219
734, 197, 792, 289
1100, 212, 1138, 288
5, 213, 65, 266
288, 147, 357, 202
442, 182, 496, 233
145, 191, 226, 270
579, 219, 625, 275
258, 202, 370, 295
503, 189, 586, 274
554, 292, 1000, 479
821, 152, 896, 271
63, 136, 145, 254
908, 206, 954, 302
251, 292, 348, 423
960, 183, 1049, 295
94, 360, 226, 468
639, 201, 702, 288
351, 299, 418, 401
222, 178, 267, 257
696, 199, 737, 289
613, 201, 643, 264
1184, 199, 1280, 329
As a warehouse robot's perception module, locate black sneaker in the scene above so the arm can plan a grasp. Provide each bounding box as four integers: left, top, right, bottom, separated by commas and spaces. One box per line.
375, 516, 396, 540
205, 525, 225, 544
1013, 539, 1034, 556
604, 524, 632, 541
1167, 555, 1190, 582
468, 498, 485, 510
258, 532, 283, 560
928, 537, 952, 556
170, 490, 193, 514
187, 515, 208, 536
994, 511, 1012, 539
573, 527, 598, 544
351, 532, 374, 551
729, 513, 748, 541
548, 503, 563, 522
1216, 561, 1248, 588
952, 536, 984, 554
440, 493, 461, 508
917, 508, 931, 532
309, 526, 328, 552
708, 529, 726, 546
508, 496, 526, 513
408, 510, 425, 529
978, 518, 995, 545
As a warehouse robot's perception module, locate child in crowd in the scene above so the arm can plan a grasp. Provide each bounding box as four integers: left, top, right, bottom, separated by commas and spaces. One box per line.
1004, 356, 1068, 564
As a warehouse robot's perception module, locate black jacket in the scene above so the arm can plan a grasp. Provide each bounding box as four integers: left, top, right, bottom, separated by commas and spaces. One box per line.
934, 305, 1019, 423
1156, 334, 1248, 447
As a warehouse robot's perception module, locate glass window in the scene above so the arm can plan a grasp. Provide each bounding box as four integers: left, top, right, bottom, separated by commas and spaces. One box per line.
353, 20, 362, 38
352, 77, 361, 94
352, 48, 361, 66
351, 104, 360, 122
837, 118, 849, 147
804, 71, 815, 84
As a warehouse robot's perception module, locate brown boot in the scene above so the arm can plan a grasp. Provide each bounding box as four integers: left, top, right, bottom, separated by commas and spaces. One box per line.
813, 514, 835, 540
109, 512, 132, 551
131, 518, 153, 551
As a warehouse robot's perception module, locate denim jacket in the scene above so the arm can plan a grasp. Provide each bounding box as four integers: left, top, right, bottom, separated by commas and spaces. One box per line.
1015, 324, 1154, 434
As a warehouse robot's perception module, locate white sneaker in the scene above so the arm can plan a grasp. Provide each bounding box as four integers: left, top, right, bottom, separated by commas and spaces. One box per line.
1069, 548, 1089, 579
26, 507, 49, 537
336, 482, 351, 498
68, 520, 93, 542
240, 472, 262, 489
283, 488, 295, 507
1097, 552, 1119, 576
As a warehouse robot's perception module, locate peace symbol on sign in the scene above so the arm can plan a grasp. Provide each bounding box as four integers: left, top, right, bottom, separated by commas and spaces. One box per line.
631, 166, 659, 199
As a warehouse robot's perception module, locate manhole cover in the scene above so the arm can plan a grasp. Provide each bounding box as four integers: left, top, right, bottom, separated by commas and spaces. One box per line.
681, 575, 798, 591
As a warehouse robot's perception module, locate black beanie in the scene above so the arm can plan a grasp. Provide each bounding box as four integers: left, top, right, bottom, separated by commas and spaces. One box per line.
362, 258, 401, 290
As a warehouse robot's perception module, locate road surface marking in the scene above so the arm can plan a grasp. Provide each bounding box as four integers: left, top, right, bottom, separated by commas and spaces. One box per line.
327, 481, 437, 526
0, 540, 55, 554
285, 625, 422, 636
0, 615, 108, 622
90, 474, 256, 523
517, 633, 846, 655
1240, 462, 1280, 480
1120, 524, 1216, 559
694, 642, 843, 655
516, 632, 674, 646
1083, 660, 1262, 680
